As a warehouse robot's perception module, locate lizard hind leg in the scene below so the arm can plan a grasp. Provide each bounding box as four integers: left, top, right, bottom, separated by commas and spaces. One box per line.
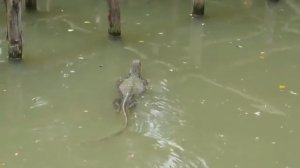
113, 98, 122, 111
127, 98, 137, 111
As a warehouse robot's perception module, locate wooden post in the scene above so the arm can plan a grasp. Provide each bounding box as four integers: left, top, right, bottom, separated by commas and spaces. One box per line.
3, 0, 7, 40
107, 0, 121, 36
192, 0, 205, 17
25, 0, 37, 11
5, 0, 23, 61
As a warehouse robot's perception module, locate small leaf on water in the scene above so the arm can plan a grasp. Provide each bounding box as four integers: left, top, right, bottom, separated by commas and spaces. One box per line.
236, 45, 243, 48
254, 111, 261, 116
279, 84, 286, 91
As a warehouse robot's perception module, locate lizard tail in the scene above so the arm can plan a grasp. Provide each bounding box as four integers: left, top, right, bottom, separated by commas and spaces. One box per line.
121, 92, 129, 131
97, 92, 129, 142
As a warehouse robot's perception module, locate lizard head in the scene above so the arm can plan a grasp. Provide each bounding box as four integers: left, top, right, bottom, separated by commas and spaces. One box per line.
130, 59, 142, 77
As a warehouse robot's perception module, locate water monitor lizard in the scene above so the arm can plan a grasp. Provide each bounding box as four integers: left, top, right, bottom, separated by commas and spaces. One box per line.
100, 59, 147, 141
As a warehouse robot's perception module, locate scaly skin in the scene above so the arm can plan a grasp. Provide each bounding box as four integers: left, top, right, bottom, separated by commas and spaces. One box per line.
115, 59, 147, 110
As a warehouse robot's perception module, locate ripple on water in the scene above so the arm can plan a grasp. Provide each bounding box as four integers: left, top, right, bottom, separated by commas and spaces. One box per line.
132, 83, 208, 168
29, 97, 49, 109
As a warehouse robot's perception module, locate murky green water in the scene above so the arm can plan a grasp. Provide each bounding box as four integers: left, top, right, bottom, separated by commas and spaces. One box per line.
0, 0, 300, 167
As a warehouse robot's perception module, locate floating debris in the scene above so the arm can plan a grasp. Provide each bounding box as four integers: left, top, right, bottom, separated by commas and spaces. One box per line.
14, 152, 19, 156
279, 84, 286, 91
78, 56, 85, 60
83, 21, 91, 24
155, 60, 177, 71
78, 126, 83, 129
138, 40, 144, 43
145, 13, 150, 16
185, 74, 286, 116
70, 70, 76, 73
136, 22, 141, 25
158, 32, 164, 35
254, 111, 261, 116
218, 134, 225, 138
236, 45, 243, 48
62, 18, 92, 33
251, 104, 284, 116
34, 139, 41, 144
63, 73, 70, 78
289, 91, 298, 95
30, 97, 49, 109
83, 110, 89, 113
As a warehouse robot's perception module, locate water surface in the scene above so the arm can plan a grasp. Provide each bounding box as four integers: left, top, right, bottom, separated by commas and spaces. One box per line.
0, 0, 300, 168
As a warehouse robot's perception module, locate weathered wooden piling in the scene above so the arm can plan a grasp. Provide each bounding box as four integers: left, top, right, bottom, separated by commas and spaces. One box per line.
192, 0, 205, 17
25, 0, 37, 11
107, 0, 121, 36
268, 0, 279, 2
5, 0, 23, 61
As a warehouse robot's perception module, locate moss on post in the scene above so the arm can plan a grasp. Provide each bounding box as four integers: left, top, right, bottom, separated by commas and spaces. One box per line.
192, 0, 205, 17
6, 0, 23, 61
107, 0, 121, 36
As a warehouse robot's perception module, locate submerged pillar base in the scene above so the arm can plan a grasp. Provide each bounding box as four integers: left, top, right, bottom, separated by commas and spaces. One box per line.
192, 0, 205, 17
